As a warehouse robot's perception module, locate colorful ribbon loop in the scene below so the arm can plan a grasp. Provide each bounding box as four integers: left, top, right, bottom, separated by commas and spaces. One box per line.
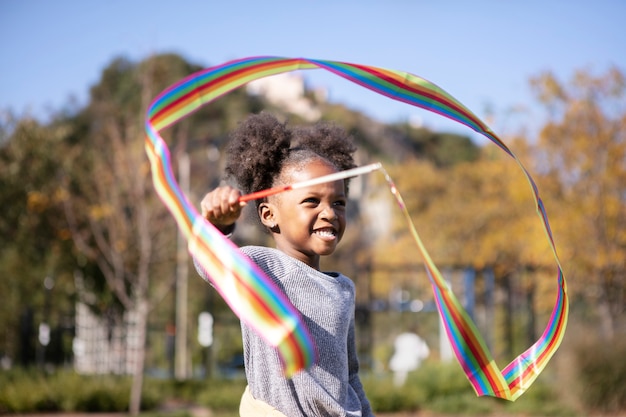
144, 56, 568, 399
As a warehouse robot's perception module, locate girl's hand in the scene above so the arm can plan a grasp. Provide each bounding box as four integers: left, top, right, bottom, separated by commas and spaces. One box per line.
200, 186, 246, 232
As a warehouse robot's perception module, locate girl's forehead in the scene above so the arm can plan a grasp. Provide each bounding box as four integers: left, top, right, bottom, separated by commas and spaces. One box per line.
279, 158, 337, 182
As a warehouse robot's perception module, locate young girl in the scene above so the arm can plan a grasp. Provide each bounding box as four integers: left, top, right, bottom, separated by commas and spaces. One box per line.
195, 112, 375, 416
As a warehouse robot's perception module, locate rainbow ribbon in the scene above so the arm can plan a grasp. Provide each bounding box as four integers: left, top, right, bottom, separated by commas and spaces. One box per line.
144, 56, 568, 399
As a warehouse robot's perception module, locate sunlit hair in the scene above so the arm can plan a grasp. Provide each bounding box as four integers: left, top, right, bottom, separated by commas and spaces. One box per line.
224, 112, 357, 208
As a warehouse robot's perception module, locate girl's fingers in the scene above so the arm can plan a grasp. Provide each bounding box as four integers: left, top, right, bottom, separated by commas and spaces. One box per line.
201, 186, 245, 224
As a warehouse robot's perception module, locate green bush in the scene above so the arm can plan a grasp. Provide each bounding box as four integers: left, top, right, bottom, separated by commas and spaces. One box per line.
196, 378, 247, 411
575, 337, 626, 413
362, 362, 476, 413
429, 393, 496, 415
0, 369, 60, 413
362, 361, 576, 416
502, 376, 577, 417
0, 370, 160, 413
411, 362, 498, 415
362, 374, 423, 412
411, 361, 475, 398
0, 363, 579, 415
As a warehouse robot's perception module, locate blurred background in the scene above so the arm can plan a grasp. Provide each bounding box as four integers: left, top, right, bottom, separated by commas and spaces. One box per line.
1, 1, 625, 416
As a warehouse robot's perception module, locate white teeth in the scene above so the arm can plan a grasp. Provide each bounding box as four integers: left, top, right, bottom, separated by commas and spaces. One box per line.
315, 229, 336, 237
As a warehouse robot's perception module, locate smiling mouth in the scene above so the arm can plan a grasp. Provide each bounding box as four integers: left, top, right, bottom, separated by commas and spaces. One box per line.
314, 227, 337, 238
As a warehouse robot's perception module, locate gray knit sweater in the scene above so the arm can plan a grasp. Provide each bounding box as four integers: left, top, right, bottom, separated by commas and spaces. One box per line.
195, 245, 374, 416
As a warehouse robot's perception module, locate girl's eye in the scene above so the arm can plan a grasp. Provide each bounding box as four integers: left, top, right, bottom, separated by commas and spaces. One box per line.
303, 197, 319, 205
334, 200, 347, 207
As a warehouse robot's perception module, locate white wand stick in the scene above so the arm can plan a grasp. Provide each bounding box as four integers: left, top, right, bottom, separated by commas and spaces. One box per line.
239, 162, 382, 202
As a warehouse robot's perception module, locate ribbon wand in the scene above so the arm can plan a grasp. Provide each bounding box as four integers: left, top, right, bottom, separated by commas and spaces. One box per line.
239, 162, 383, 202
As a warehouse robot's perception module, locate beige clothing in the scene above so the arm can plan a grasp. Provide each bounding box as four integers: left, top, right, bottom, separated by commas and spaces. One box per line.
240, 386, 288, 417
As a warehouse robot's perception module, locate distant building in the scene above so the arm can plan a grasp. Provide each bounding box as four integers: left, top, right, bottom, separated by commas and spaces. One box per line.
246, 72, 326, 121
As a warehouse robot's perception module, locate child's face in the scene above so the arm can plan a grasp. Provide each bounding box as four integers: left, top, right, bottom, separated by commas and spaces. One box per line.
266, 159, 347, 270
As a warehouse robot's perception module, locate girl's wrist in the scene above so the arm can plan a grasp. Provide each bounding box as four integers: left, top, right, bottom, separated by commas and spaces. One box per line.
216, 222, 236, 236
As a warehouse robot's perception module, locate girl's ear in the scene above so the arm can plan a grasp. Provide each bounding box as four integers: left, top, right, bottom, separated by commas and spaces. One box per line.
258, 202, 276, 229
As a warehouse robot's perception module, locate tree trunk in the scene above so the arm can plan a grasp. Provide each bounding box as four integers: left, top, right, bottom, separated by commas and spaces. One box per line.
525, 280, 536, 346
503, 273, 514, 359
597, 292, 615, 341
129, 297, 149, 415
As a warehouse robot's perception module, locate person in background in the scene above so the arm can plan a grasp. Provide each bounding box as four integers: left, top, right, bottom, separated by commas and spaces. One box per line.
389, 326, 430, 386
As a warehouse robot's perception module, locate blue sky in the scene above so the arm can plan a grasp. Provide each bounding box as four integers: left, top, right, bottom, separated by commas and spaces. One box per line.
1, 1, 624, 143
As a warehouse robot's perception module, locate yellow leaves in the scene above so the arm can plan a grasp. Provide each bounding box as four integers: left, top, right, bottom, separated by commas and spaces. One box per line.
53, 187, 70, 203
530, 72, 567, 104
530, 67, 626, 330
528, 268, 560, 314
606, 66, 625, 97
56, 228, 72, 240
26, 190, 49, 213
372, 137, 556, 286
114, 239, 127, 252
88, 204, 113, 220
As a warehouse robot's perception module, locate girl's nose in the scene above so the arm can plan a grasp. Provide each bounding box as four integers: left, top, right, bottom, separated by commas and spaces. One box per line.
321, 205, 337, 221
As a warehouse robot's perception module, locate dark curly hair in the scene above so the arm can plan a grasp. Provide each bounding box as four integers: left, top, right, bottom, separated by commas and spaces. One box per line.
224, 112, 357, 206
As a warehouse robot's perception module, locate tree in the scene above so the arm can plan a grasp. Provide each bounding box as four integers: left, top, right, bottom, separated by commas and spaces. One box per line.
61, 59, 161, 415
58, 54, 219, 414
530, 67, 626, 340
368, 128, 564, 359
58, 53, 266, 414
0, 115, 78, 367
392, 122, 481, 167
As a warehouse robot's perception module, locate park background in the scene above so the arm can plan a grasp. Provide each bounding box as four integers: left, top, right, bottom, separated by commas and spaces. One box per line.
1, 1, 625, 416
